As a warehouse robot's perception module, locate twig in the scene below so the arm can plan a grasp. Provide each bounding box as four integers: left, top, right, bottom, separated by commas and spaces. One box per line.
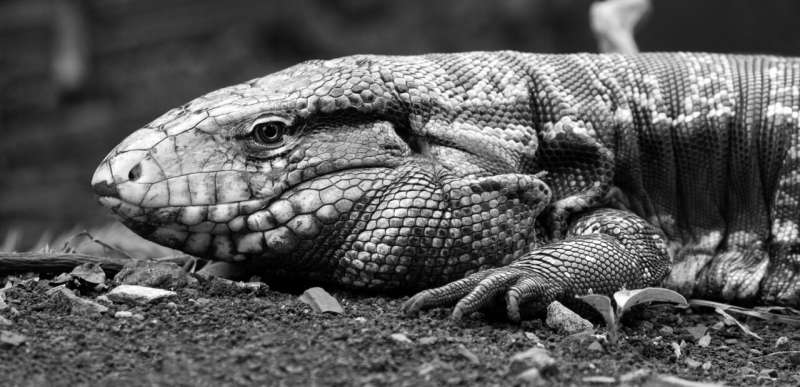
0, 252, 194, 275
689, 299, 800, 326
753, 351, 800, 359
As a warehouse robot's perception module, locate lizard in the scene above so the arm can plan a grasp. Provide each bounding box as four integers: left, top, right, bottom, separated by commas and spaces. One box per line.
91, 52, 800, 320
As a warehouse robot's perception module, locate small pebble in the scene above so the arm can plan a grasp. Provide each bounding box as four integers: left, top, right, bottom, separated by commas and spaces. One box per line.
107, 285, 177, 305
545, 301, 592, 333
165, 302, 178, 310
524, 332, 541, 342
685, 325, 707, 340
0, 315, 11, 326
702, 361, 712, 371
697, 334, 711, 347
582, 375, 615, 384
724, 338, 738, 345
456, 344, 480, 364
685, 357, 701, 369
193, 298, 212, 306
114, 311, 133, 318
739, 366, 756, 375
659, 326, 674, 335
353, 317, 367, 324
389, 333, 413, 344
587, 341, 604, 352
0, 330, 26, 348
418, 336, 438, 345
775, 336, 789, 348
51, 287, 109, 315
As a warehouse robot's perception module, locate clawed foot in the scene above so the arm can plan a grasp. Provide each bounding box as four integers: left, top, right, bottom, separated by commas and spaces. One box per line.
401, 266, 552, 322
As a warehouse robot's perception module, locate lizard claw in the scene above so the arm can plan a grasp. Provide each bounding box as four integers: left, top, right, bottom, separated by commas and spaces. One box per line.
401, 275, 485, 316
402, 267, 547, 321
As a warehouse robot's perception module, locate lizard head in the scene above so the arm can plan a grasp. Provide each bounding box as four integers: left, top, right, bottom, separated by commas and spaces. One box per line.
91, 59, 419, 265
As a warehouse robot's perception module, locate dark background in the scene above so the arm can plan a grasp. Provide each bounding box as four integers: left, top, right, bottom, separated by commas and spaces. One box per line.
3, 0, 800, 249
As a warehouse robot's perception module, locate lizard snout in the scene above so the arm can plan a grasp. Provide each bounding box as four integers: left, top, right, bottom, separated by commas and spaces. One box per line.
90, 161, 119, 198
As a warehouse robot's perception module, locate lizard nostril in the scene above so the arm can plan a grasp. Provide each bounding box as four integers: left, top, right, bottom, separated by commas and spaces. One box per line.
128, 163, 143, 182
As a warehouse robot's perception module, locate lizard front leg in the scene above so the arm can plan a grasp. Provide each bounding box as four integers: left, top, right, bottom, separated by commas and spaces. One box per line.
533, 117, 615, 239
332, 164, 554, 290
402, 208, 671, 321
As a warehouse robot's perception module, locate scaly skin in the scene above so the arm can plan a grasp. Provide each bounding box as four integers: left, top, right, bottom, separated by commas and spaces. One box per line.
92, 52, 800, 319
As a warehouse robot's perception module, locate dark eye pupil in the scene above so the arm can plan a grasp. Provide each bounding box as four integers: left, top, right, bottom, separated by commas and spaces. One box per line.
254, 122, 284, 144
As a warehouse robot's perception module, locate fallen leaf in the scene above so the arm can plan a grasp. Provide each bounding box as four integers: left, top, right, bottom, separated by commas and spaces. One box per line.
70, 263, 106, 285
576, 294, 617, 344
714, 307, 762, 340
614, 288, 688, 314
297, 287, 344, 314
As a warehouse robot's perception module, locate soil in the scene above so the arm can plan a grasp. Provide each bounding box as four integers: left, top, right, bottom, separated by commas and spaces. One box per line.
1, 277, 799, 386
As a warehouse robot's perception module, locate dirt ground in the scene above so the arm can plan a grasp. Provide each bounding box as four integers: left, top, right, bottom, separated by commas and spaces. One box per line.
1, 274, 799, 386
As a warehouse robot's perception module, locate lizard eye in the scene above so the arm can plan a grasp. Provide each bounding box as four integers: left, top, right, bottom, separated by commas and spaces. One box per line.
249, 117, 289, 146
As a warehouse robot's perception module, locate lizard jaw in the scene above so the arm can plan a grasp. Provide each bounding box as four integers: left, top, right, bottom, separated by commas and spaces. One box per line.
92, 158, 396, 263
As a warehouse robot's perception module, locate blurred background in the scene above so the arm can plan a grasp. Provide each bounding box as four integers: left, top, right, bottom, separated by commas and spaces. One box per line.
3, 0, 800, 250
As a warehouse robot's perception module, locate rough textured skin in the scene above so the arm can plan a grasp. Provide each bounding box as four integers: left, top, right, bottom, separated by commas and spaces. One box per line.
92, 52, 800, 318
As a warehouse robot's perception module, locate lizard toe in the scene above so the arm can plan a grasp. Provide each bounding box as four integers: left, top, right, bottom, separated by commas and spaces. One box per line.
401, 275, 484, 315
451, 268, 526, 320
505, 277, 546, 322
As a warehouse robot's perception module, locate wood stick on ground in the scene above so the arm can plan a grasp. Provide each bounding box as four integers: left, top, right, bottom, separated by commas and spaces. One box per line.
0, 252, 195, 275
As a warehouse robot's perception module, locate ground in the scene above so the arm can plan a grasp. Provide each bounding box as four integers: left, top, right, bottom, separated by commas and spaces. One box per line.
1, 275, 798, 387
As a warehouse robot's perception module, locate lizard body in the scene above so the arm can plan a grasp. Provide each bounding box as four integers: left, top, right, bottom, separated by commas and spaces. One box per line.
91, 52, 800, 317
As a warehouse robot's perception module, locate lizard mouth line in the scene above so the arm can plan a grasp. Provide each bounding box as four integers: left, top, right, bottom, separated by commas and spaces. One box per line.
97, 164, 397, 211
97, 164, 399, 235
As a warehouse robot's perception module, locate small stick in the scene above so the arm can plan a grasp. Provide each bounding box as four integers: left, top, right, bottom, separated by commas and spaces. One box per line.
0, 252, 194, 275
